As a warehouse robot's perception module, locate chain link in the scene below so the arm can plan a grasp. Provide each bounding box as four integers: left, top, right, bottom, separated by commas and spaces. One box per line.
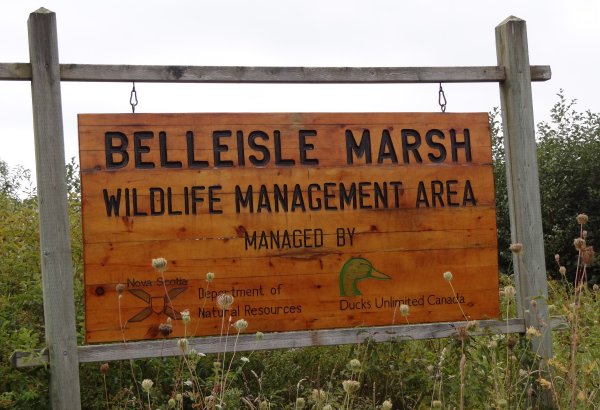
438, 82, 447, 113
130, 82, 138, 114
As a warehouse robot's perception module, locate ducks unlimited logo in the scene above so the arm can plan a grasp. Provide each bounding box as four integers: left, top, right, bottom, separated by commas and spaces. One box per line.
339, 258, 390, 297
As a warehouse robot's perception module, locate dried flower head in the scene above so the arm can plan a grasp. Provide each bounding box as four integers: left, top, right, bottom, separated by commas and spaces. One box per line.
311, 388, 326, 403
240, 356, 250, 363
554, 253, 560, 262
574, 238, 586, 251
503, 285, 516, 299
178, 338, 189, 353
158, 322, 173, 337
382, 399, 393, 410
205, 271, 215, 282
234, 318, 248, 332
400, 304, 410, 317
443, 271, 453, 281
507, 336, 517, 350
582, 246, 595, 266
432, 400, 443, 409
181, 309, 191, 324
141, 378, 153, 393
526, 326, 541, 340
576, 213, 589, 225
216, 293, 234, 310
167, 398, 176, 408
152, 257, 167, 273
322, 405, 333, 410
496, 398, 508, 408
99, 363, 109, 375
349, 358, 361, 372
342, 379, 360, 394
116, 283, 125, 294
593, 284, 599, 292
295, 397, 306, 409
259, 400, 270, 410
509, 243, 523, 254
538, 377, 552, 390
175, 393, 183, 402
583, 230, 588, 239
255, 331, 264, 340
559, 266, 567, 276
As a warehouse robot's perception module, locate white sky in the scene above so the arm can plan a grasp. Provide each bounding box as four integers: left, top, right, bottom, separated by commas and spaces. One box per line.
1, 0, 599, 176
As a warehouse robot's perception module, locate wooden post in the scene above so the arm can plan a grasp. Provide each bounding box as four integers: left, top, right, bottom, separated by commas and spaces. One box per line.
496, 17, 552, 358
28, 8, 81, 409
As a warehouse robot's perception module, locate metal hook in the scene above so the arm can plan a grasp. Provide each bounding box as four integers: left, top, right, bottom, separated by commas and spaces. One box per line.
438, 83, 447, 113
130, 82, 138, 114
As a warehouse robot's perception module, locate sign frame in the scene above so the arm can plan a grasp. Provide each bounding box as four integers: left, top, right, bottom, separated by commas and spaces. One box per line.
1, 9, 555, 409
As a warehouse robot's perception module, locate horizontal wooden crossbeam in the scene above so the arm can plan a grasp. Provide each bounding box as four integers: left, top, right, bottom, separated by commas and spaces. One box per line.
11, 316, 567, 368
0, 63, 551, 83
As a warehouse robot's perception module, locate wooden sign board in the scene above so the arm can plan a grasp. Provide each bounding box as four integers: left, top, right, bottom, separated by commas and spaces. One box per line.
79, 113, 499, 343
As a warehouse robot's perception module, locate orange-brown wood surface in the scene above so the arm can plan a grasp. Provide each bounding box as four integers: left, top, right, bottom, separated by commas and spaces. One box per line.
79, 112, 499, 343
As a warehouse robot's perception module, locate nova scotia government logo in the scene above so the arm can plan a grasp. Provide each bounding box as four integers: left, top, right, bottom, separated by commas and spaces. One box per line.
127, 287, 187, 322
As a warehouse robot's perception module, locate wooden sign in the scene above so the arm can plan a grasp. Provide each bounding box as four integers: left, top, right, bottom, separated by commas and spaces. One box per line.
79, 113, 499, 343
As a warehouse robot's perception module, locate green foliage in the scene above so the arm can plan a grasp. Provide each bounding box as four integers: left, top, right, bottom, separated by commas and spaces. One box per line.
0, 161, 48, 409
537, 93, 600, 283
493, 91, 600, 283
0, 158, 82, 409
490, 107, 512, 272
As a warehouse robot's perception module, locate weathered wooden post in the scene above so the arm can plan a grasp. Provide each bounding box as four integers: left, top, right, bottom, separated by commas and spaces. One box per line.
28, 8, 82, 409
496, 17, 553, 357
497, 18, 556, 409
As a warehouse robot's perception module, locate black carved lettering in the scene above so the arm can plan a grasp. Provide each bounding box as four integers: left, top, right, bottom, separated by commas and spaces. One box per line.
299, 130, 318, 165
426, 129, 447, 163
134, 131, 155, 169
248, 131, 270, 166
345, 129, 372, 164
159, 131, 182, 168
213, 130, 234, 168
105, 132, 129, 169
401, 129, 423, 164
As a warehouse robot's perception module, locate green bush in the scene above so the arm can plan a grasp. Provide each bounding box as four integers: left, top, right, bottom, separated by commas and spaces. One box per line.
493, 91, 600, 284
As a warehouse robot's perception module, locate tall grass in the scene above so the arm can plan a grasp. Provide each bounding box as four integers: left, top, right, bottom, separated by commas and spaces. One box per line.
87, 214, 598, 409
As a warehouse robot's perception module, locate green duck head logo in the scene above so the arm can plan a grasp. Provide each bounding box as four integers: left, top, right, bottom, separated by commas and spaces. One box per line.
339, 257, 390, 297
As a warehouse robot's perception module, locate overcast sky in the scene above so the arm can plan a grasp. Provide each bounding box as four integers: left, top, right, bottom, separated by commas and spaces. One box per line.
1, 0, 599, 176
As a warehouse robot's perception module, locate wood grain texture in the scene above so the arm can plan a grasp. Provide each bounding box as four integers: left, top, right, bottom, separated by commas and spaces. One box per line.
80, 112, 499, 343
0, 62, 31, 80
1, 63, 552, 82
496, 17, 552, 359
28, 8, 81, 409
12, 316, 569, 367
